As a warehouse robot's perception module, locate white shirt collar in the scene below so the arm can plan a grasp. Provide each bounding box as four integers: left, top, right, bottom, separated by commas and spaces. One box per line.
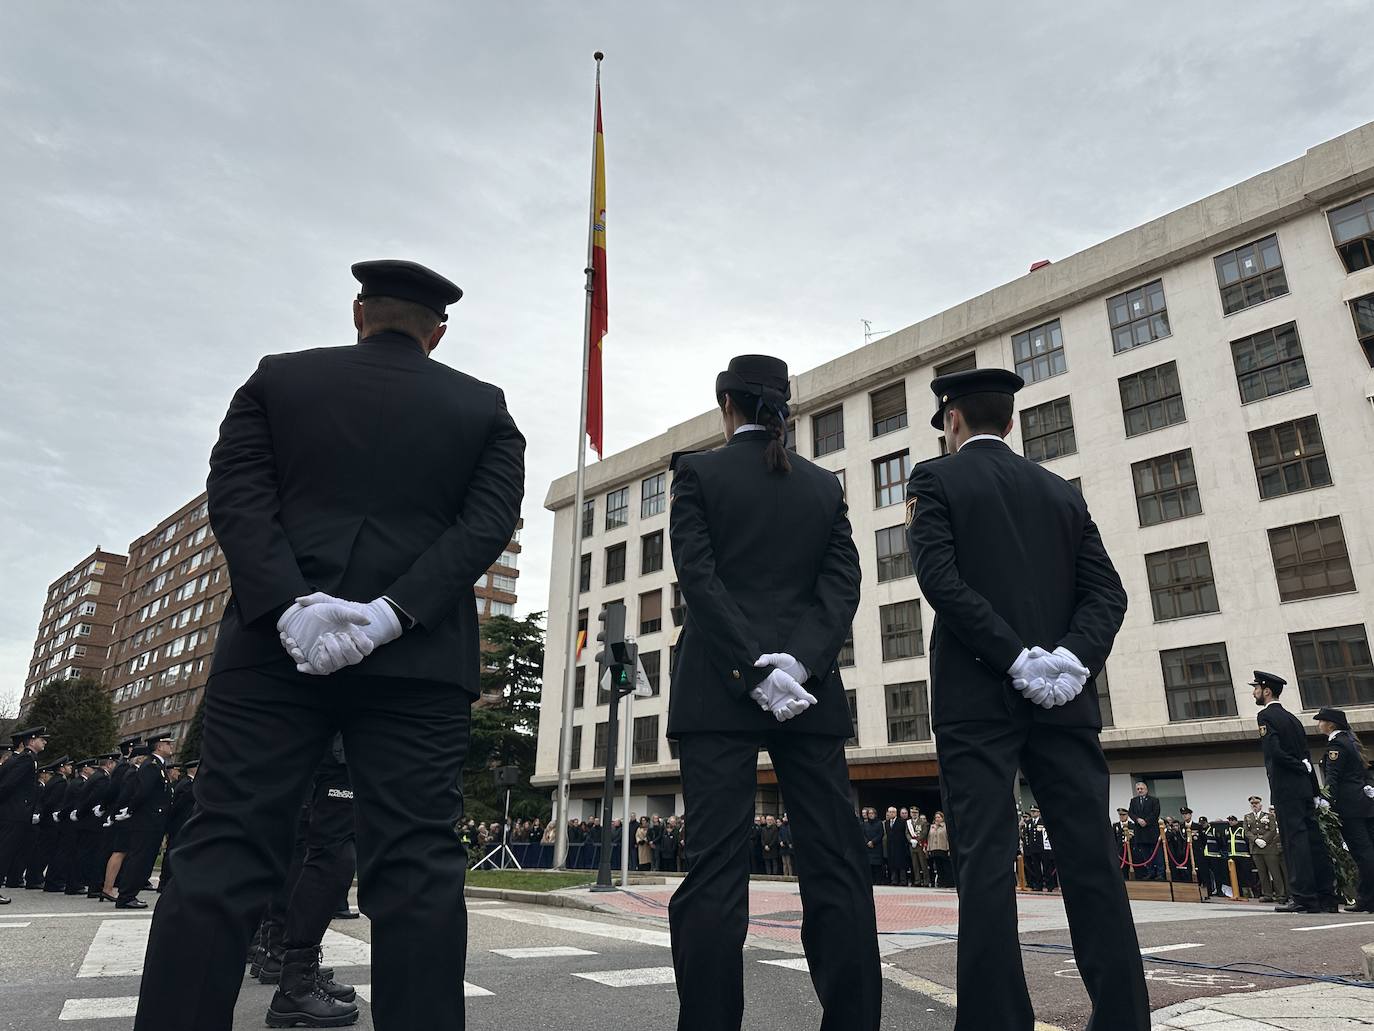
1264, 700, 1283, 709
733, 423, 766, 436
1329, 729, 1341, 741
957, 433, 1008, 452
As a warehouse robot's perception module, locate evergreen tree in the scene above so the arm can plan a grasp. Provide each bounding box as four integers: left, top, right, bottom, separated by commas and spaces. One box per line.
464, 612, 547, 823
23, 676, 117, 760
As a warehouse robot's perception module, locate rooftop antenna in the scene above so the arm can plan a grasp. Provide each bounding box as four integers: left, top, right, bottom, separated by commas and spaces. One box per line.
862, 319, 889, 347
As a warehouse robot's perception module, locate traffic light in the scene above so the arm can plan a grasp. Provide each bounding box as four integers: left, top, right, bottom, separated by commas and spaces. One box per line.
594, 601, 626, 671
612, 640, 638, 696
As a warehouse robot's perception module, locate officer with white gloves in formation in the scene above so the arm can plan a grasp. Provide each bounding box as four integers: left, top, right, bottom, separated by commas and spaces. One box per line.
666, 355, 881, 1031
1316, 706, 1374, 913
0, 726, 49, 905
905, 367, 1149, 1031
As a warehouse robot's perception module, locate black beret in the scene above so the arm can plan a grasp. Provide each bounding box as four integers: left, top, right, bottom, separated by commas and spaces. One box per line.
929, 368, 1024, 429
1314, 706, 1351, 730
352, 259, 462, 318
715, 355, 790, 404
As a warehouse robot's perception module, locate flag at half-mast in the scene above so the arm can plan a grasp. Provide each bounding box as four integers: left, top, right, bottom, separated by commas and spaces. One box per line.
587, 81, 608, 458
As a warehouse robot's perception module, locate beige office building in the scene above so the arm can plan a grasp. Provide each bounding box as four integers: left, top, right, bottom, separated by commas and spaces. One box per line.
535, 121, 1374, 824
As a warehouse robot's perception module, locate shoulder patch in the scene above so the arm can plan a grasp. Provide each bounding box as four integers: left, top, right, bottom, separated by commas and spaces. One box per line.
904, 496, 918, 527
1328, 749, 1341, 762
1259, 724, 1268, 737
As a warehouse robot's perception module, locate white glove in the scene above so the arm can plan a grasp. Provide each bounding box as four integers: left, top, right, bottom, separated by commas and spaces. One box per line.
1302, 759, 1313, 774
750, 663, 818, 722
69, 810, 78, 822
1009, 647, 1089, 709
278, 593, 375, 675
1255, 838, 1266, 849
755, 653, 810, 687
93, 805, 104, 818
31, 814, 39, 824
113, 809, 131, 822
51, 812, 60, 823
1363, 785, 1374, 799
1316, 797, 1330, 810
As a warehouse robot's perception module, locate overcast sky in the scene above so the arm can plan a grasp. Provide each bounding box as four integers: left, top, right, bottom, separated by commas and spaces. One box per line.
2, 2, 1370, 713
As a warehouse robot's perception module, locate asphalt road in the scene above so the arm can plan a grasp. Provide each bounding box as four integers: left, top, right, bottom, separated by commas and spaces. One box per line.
0, 891, 953, 1031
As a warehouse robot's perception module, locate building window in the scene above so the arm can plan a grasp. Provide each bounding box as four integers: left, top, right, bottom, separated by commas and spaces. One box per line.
1012, 319, 1067, 383
1249, 416, 1331, 500
873, 451, 911, 508
640, 650, 661, 695
1161, 643, 1237, 721
593, 722, 610, 767
879, 600, 923, 661
639, 589, 662, 635
1328, 194, 1374, 273
845, 689, 859, 748
1230, 322, 1310, 404
1290, 624, 1374, 708
1021, 397, 1076, 463
632, 715, 659, 765
641, 473, 666, 518
885, 681, 931, 743
838, 625, 855, 668
1107, 279, 1170, 354
1097, 665, 1113, 728
934, 352, 977, 376
641, 531, 664, 575
574, 666, 586, 709
1215, 234, 1288, 315
569, 725, 583, 770
1145, 543, 1219, 621
579, 554, 592, 594
1132, 450, 1201, 527
1119, 361, 1185, 437
581, 499, 595, 539
1351, 294, 1374, 367
875, 526, 913, 582
1268, 517, 1355, 602
604, 488, 630, 531
870, 383, 908, 437
812, 406, 845, 457
604, 543, 626, 585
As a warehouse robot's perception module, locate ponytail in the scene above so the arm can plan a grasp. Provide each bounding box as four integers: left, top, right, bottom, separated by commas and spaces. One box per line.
726, 389, 791, 474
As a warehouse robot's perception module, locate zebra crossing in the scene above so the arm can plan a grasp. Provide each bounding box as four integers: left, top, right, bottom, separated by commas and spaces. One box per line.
44, 900, 821, 1023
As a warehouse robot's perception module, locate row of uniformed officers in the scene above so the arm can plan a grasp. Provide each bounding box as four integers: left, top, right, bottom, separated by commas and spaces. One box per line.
0, 727, 193, 908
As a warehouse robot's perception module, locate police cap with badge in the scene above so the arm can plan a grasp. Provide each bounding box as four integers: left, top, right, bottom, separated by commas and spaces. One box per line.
1249, 670, 1286, 694
9, 725, 47, 747
352, 259, 463, 320
928, 368, 1024, 429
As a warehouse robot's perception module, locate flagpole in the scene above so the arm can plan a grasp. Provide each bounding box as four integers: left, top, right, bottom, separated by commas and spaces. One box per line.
554, 51, 604, 871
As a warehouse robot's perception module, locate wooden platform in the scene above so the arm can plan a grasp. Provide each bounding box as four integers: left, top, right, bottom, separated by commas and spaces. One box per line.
1125, 880, 1207, 903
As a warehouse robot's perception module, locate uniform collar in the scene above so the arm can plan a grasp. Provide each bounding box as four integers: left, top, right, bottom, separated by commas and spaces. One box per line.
728, 427, 770, 445
360, 330, 427, 354
1329, 729, 1342, 741
957, 434, 1009, 452
1264, 700, 1283, 710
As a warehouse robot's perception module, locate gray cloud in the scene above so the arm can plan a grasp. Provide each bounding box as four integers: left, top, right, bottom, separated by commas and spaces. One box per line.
2, 1, 1369, 710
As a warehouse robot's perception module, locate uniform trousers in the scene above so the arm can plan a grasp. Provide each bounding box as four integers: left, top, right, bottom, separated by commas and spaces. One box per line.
936, 718, 1149, 1031
133, 665, 472, 1031
46, 824, 78, 891
2, 822, 33, 886
28, 822, 61, 887
910, 845, 928, 886
117, 822, 166, 903
1336, 811, 1374, 909
670, 732, 881, 1031
1253, 851, 1286, 899
76, 825, 104, 890
267, 761, 357, 951
1275, 798, 1336, 908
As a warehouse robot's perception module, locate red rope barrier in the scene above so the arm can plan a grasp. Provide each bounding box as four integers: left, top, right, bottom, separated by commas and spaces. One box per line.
1117, 836, 1163, 868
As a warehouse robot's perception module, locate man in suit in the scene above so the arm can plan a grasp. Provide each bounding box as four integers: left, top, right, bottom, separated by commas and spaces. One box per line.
905, 368, 1148, 1031
1252, 671, 1338, 914
133, 260, 524, 1031
0, 726, 47, 906
1128, 782, 1163, 880
115, 735, 174, 909
1316, 707, 1374, 912
667, 355, 880, 1031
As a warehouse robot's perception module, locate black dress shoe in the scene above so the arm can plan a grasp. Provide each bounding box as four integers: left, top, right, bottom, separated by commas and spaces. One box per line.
115, 898, 148, 909
87, 891, 105, 900
1346, 904, 1372, 913
1274, 900, 1319, 913
331, 908, 360, 920
99, 892, 118, 903
1320, 898, 1341, 913
0, 894, 10, 905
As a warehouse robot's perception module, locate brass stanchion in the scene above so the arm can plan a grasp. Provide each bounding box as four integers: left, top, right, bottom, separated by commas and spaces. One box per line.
1227, 858, 1241, 901
1016, 853, 1027, 892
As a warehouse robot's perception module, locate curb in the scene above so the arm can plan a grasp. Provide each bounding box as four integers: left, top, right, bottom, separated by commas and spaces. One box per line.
464, 886, 607, 912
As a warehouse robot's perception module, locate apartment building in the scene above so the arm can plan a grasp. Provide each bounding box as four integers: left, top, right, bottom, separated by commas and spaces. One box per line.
21, 549, 129, 709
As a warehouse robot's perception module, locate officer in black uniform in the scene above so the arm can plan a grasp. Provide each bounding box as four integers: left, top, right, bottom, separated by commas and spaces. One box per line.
99, 737, 142, 898
14, 761, 55, 889
1316, 706, 1374, 912
134, 260, 524, 1031
115, 735, 174, 909
51, 758, 94, 895
667, 355, 880, 1031
1252, 671, 1339, 913
905, 368, 1148, 1031
0, 726, 48, 906
77, 753, 120, 899
29, 756, 71, 889
158, 759, 197, 894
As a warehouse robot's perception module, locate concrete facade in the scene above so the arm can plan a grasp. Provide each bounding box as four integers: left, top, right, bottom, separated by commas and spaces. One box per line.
535, 121, 1374, 823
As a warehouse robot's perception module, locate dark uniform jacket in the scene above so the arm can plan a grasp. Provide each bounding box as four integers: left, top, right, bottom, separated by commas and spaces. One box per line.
0, 749, 38, 824
166, 777, 196, 839
1128, 794, 1161, 844
76, 768, 110, 827
207, 332, 526, 692
1322, 731, 1374, 819
1257, 703, 1319, 803
44, 775, 69, 826
127, 756, 172, 834
63, 774, 93, 824
904, 440, 1126, 729
667, 430, 860, 737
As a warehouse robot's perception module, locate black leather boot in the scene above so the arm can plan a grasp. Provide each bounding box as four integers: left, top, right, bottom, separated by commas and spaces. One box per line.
253, 920, 285, 983
265, 948, 359, 1028
311, 948, 356, 1003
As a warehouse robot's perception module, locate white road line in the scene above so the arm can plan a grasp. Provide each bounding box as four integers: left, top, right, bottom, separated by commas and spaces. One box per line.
320, 927, 371, 967
354, 982, 493, 1000
59, 997, 139, 1020
1140, 943, 1205, 955
0, 922, 32, 929
490, 946, 598, 959
1293, 920, 1374, 932
759, 957, 810, 971
78, 920, 151, 978
470, 907, 674, 948
573, 966, 677, 987
0, 910, 149, 920
466, 900, 506, 908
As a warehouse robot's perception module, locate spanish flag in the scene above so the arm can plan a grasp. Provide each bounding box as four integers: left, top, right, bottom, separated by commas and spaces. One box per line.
587, 78, 608, 458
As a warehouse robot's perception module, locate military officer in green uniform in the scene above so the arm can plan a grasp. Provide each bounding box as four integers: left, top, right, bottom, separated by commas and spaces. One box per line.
1243, 795, 1285, 903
